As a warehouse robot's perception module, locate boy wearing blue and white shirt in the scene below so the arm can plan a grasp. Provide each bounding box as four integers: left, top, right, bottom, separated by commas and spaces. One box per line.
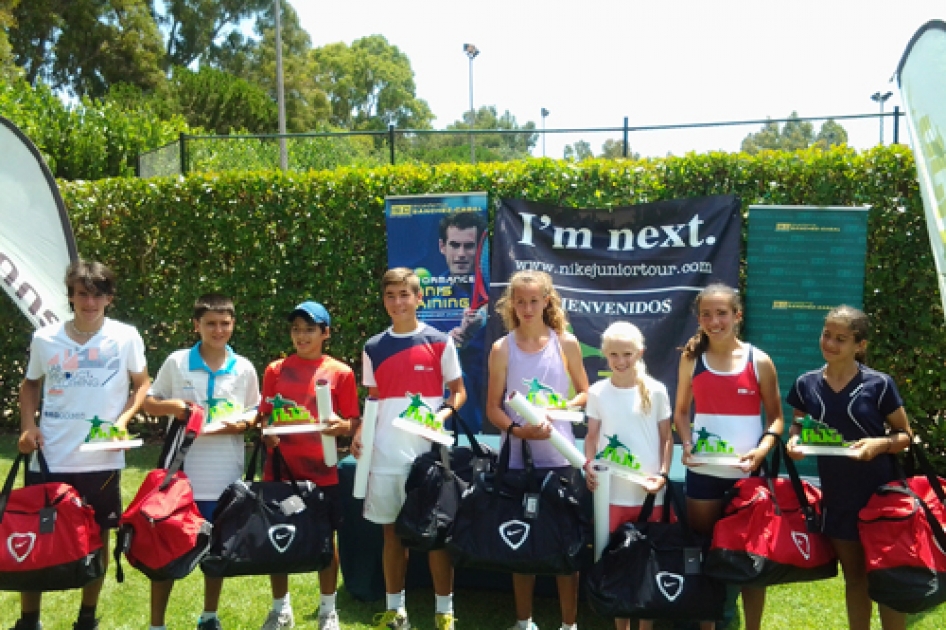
144, 293, 260, 630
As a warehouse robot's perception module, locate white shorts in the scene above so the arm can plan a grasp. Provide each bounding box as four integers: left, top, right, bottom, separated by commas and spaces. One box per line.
363, 471, 409, 524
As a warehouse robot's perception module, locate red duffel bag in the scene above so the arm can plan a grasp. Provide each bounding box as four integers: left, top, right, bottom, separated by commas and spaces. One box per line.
858, 440, 946, 613
704, 434, 837, 586
0, 451, 104, 591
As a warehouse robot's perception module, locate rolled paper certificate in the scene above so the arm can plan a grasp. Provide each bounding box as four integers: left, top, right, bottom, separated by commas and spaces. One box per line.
353, 397, 379, 499
593, 463, 611, 562
506, 391, 587, 469
316, 379, 337, 467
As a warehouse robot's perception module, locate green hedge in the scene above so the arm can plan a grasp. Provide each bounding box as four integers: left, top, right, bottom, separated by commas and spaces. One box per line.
1, 147, 944, 456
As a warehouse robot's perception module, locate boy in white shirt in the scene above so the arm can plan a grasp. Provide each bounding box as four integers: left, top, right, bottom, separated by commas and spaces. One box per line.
144, 293, 260, 630
17, 259, 150, 630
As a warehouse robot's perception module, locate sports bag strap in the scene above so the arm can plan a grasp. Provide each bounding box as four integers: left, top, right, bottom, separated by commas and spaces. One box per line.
909, 437, 946, 508
245, 437, 264, 482
773, 433, 822, 532
637, 490, 657, 523
158, 405, 201, 491
268, 445, 309, 499
663, 479, 688, 525
451, 407, 490, 459
0, 452, 28, 523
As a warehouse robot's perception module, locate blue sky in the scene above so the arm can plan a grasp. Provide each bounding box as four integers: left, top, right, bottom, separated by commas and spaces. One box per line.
293, 0, 942, 158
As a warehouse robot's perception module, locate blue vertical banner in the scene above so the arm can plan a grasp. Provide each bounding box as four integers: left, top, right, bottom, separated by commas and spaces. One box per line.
385, 193, 490, 432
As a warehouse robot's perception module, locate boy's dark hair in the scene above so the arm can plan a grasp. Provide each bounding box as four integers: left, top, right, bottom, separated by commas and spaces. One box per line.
193, 293, 235, 320
65, 259, 116, 297
438, 211, 486, 241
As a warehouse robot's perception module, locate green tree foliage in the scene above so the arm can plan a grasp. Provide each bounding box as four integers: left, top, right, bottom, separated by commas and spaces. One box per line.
813, 118, 849, 150
167, 65, 277, 134
564, 139, 593, 161
213, 1, 328, 132
0, 0, 19, 81
0, 76, 186, 178
741, 112, 848, 155
404, 105, 536, 164
10, 0, 164, 98
599, 138, 640, 160
152, 0, 270, 70
313, 34, 433, 131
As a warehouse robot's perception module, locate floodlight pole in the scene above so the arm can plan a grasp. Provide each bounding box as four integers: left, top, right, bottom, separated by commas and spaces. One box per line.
541, 108, 549, 157
464, 43, 479, 164
871, 90, 893, 146
274, 0, 288, 170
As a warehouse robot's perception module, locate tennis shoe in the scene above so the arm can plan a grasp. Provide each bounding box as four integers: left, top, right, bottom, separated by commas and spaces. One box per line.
507, 622, 538, 630
197, 617, 223, 630
260, 608, 295, 630
318, 609, 340, 630
435, 612, 456, 630
372, 608, 410, 629
72, 619, 98, 630
9, 621, 41, 630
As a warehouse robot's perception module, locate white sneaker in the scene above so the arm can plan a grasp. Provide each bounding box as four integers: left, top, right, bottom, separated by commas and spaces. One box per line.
318, 610, 340, 630
506, 622, 538, 630
260, 608, 295, 630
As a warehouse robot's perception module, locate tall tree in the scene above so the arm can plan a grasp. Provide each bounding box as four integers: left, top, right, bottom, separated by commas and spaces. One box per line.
10, 0, 164, 97
813, 118, 848, 149
152, 0, 270, 70
313, 34, 433, 130
213, 1, 328, 132
0, 0, 19, 80
741, 112, 846, 154
600, 138, 640, 159
564, 139, 593, 161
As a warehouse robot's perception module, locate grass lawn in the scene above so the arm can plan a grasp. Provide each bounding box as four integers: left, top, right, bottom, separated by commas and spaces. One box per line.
0, 441, 943, 630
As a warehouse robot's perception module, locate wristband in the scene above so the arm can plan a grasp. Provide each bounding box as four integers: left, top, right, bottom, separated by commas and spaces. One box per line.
659, 472, 669, 480
438, 402, 457, 415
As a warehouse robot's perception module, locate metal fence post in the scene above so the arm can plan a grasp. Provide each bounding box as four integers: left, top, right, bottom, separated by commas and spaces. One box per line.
179, 132, 188, 176
623, 117, 629, 158
389, 124, 396, 165
893, 106, 900, 145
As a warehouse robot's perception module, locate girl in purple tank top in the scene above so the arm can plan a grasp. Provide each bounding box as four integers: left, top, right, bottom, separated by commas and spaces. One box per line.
486, 270, 590, 630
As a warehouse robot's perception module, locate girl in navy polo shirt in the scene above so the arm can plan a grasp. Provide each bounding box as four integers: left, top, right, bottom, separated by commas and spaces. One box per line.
786, 305, 912, 630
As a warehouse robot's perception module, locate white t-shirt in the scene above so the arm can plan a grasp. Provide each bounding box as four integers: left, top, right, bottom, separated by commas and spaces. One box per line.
149, 344, 260, 501
362, 324, 462, 474
26, 318, 147, 473
586, 376, 672, 507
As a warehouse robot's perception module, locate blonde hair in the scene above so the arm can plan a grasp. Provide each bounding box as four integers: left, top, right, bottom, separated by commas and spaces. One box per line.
381, 267, 421, 295
681, 283, 742, 359
601, 321, 652, 413
495, 270, 567, 334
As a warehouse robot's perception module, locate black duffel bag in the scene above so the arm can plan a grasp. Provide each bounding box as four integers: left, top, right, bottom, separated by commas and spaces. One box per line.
446, 426, 588, 575
395, 409, 497, 551
200, 440, 334, 578
587, 482, 726, 621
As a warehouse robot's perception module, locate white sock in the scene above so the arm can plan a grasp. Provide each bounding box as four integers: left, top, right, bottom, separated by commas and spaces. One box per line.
199, 611, 218, 622
517, 619, 533, 630
561, 624, 577, 630
320, 592, 337, 615
150, 626, 167, 630
386, 590, 405, 611
272, 593, 291, 612
435, 594, 454, 615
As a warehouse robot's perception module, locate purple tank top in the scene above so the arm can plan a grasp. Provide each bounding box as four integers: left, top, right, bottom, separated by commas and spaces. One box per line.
503, 329, 574, 469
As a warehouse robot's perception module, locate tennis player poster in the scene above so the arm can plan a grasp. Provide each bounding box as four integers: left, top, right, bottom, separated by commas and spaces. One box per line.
385, 192, 490, 432
488, 195, 742, 414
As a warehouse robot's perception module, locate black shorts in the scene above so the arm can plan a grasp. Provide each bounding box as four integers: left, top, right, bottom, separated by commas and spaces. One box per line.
820, 505, 860, 542
26, 468, 122, 530
685, 469, 739, 501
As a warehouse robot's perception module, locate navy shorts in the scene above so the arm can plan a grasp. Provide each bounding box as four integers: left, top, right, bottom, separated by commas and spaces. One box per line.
322, 484, 343, 530
821, 506, 860, 542
26, 468, 122, 530
685, 469, 739, 501
196, 500, 217, 522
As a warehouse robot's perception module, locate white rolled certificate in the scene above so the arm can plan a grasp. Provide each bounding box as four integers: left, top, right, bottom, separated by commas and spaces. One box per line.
593, 463, 611, 562
353, 397, 378, 500
315, 379, 337, 467
506, 391, 587, 469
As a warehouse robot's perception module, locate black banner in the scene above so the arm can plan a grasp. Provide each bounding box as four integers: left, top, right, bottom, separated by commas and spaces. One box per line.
487, 196, 742, 416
